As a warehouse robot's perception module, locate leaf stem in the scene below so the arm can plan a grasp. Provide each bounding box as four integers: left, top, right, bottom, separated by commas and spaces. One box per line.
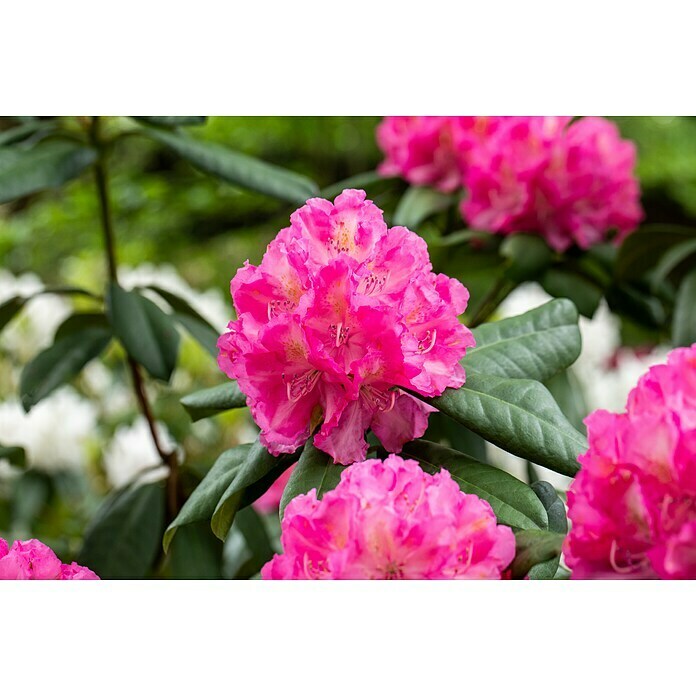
89, 116, 180, 519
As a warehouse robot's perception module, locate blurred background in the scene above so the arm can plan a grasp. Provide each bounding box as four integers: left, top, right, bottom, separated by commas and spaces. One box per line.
1, 116, 694, 576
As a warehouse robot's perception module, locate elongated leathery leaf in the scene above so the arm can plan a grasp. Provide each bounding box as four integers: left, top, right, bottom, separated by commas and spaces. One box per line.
430, 373, 586, 477
464, 299, 581, 382
180, 382, 247, 422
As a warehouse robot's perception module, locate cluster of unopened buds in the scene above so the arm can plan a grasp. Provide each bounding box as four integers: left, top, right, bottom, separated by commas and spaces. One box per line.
377, 116, 643, 251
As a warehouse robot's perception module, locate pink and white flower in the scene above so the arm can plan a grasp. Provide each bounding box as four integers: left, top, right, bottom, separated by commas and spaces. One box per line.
0, 537, 99, 580
218, 189, 474, 464
565, 344, 696, 579
262, 454, 515, 579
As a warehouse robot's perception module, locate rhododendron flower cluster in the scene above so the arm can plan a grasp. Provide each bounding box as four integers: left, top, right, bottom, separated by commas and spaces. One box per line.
565, 344, 696, 579
262, 455, 515, 579
376, 116, 643, 252
217, 189, 474, 464
0, 537, 99, 580
376, 116, 500, 193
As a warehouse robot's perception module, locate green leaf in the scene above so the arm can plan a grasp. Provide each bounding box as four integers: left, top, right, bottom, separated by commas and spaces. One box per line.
541, 268, 602, 318
0, 296, 26, 333
165, 521, 223, 579
133, 116, 207, 127
0, 444, 26, 468
0, 121, 54, 147
527, 481, 568, 580
616, 225, 696, 281
78, 483, 166, 579
651, 238, 696, 292
393, 186, 453, 229
673, 269, 696, 347
145, 285, 219, 357
12, 470, 51, 526
430, 373, 587, 477
54, 312, 110, 341
424, 411, 488, 460
163, 444, 251, 551
231, 507, 275, 579
511, 529, 565, 579
20, 324, 111, 411
465, 299, 581, 382
180, 382, 247, 422
402, 439, 548, 530
211, 440, 293, 541
606, 283, 665, 329
500, 234, 554, 283
279, 440, 343, 519
140, 126, 319, 204
544, 369, 588, 434
0, 140, 96, 204
107, 283, 180, 381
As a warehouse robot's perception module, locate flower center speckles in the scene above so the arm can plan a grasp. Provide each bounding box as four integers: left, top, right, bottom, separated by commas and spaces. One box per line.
328, 222, 356, 254
417, 329, 437, 354
284, 369, 321, 403
358, 270, 390, 296
361, 385, 396, 412
329, 322, 350, 348
267, 298, 296, 319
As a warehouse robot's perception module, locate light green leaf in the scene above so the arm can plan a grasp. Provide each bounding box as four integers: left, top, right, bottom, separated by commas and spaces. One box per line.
465, 299, 581, 382
0, 140, 96, 204
393, 186, 452, 229
107, 283, 180, 382
180, 382, 247, 422
20, 324, 111, 411
163, 444, 251, 551
141, 126, 319, 204
279, 440, 344, 519
78, 483, 166, 579
430, 373, 586, 477
402, 439, 548, 530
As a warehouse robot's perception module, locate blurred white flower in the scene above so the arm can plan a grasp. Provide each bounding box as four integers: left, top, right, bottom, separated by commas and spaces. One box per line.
0, 387, 97, 473
103, 416, 173, 489
81, 361, 133, 418
0, 269, 71, 358
119, 263, 230, 332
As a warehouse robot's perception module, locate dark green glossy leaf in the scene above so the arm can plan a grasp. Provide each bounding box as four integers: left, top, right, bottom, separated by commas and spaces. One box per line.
20, 325, 111, 411
0, 296, 26, 332
673, 269, 696, 347
606, 283, 665, 329
145, 284, 219, 356
54, 312, 110, 341
107, 283, 180, 381
0, 444, 26, 468
544, 369, 588, 433
616, 225, 696, 281
430, 373, 586, 477
541, 268, 602, 318
402, 439, 548, 530
0, 140, 96, 204
231, 507, 275, 579
465, 299, 581, 382
166, 521, 223, 579
141, 126, 319, 204
163, 444, 251, 551
133, 116, 207, 127
527, 481, 568, 580
424, 411, 487, 460
180, 382, 247, 422
651, 238, 696, 292
279, 440, 344, 519
78, 483, 166, 579
211, 440, 295, 541
511, 529, 565, 579
501, 234, 554, 283
393, 186, 452, 229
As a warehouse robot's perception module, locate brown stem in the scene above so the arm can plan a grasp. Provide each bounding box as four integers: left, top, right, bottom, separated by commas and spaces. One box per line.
89, 116, 180, 519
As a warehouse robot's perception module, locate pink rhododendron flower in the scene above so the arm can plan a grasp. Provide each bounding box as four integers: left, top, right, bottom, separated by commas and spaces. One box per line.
261, 454, 515, 579
0, 537, 99, 580
565, 344, 696, 579
218, 189, 474, 464
460, 116, 643, 252
376, 116, 500, 192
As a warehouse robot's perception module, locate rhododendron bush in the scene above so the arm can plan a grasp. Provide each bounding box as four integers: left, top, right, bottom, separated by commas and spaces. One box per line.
1, 115, 695, 580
